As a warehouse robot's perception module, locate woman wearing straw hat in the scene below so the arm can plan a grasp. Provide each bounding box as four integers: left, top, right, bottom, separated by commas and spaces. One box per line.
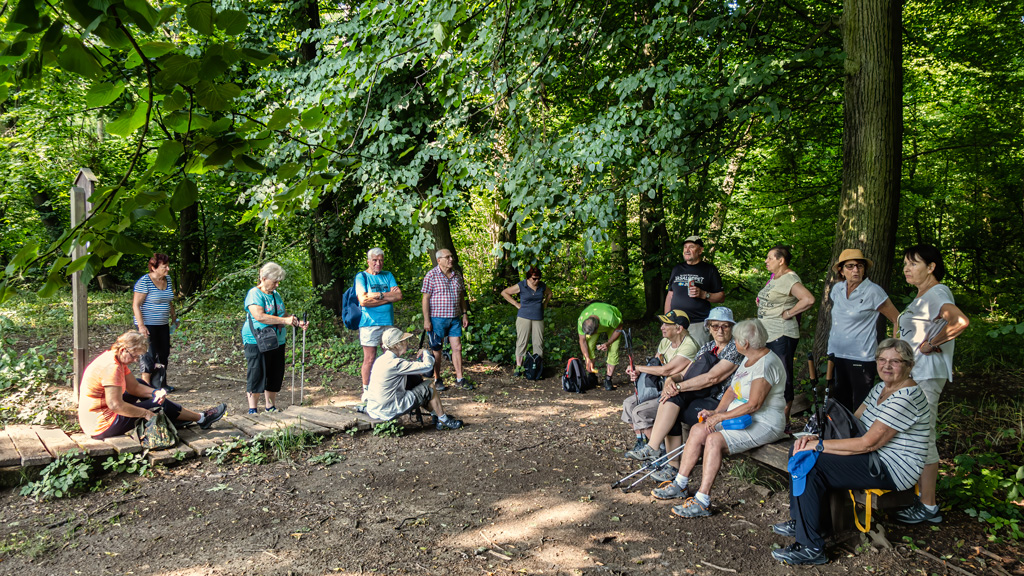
826, 249, 899, 412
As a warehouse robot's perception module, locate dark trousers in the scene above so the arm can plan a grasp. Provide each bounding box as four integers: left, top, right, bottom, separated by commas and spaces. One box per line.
244, 344, 287, 393
767, 335, 799, 403
667, 389, 716, 435
93, 392, 185, 439
790, 452, 896, 549
832, 357, 877, 412
145, 324, 171, 384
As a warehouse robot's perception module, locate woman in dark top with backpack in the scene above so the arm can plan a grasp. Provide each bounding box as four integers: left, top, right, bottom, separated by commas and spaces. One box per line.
501, 266, 552, 377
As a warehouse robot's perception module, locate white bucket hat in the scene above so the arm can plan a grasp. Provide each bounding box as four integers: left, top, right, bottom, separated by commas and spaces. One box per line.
704, 307, 736, 329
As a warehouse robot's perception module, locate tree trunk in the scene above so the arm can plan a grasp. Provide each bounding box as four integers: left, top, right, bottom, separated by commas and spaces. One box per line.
640, 185, 669, 318
812, 0, 903, 359
177, 202, 203, 296
706, 120, 756, 260
609, 188, 630, 294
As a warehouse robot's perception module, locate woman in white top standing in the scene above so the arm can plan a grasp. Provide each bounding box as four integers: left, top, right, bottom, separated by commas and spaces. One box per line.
826, 249, 899, 411
756, 245, 815, 429
132, 253, 177, 391
895, 244, 970, 524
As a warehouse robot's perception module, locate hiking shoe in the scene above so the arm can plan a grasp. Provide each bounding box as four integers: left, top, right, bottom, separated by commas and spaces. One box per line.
265, 406, 278, 413
625, 437, 645, 457
436, 417, 463, 431
894, 498, 943, 524
603, 377, 614, 391
625, 443, 662, 462
671, 497, 712, 518
650, 465, 679, 483
772, 542, 827, 565
652, 481, 689, 500
434, 378, 447, 392
199, 403, 227, 430
458, 378, 474, 390
247, 408, 258, 415
162, 384, 176, 393
772, 519, 797, 538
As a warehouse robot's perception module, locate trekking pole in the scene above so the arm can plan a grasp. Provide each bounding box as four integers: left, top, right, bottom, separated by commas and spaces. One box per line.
291, 324, 297, 405
611, 443, 687, 490
300, 311, 307, 404
806, 353, 818, 434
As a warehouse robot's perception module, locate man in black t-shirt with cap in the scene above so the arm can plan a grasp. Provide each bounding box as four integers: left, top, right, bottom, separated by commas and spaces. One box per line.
664, 235, 724, 347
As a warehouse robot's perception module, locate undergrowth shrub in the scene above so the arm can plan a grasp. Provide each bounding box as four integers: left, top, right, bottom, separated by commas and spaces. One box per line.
206, 425, 322, 464
20, 450, 92, 501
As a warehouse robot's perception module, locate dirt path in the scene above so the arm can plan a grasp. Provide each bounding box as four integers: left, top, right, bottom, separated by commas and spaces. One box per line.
0, 341, 1017, 575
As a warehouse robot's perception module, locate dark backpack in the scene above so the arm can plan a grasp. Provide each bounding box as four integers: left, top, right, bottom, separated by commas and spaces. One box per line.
806, 398, 867, 440
562, 358, 595, 393
635, 357, 664, 404
806, 397, 882, 476
342, 272, 368, 330
523, 353, 543, 380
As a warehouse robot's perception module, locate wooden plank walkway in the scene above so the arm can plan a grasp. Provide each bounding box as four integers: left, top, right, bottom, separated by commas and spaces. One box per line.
0, 406, 376, 487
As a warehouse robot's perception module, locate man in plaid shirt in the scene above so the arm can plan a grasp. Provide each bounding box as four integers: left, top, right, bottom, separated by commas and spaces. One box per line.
421, 248, 472, 391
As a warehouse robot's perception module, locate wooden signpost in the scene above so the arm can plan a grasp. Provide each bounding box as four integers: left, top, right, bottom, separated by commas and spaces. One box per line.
71, 168, 97, 398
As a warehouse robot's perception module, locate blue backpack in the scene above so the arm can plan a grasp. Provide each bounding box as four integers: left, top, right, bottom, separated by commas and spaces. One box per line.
342, 272, 367, 330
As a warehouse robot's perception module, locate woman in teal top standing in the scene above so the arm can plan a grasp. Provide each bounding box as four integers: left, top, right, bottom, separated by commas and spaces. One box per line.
242, 262, 308, 414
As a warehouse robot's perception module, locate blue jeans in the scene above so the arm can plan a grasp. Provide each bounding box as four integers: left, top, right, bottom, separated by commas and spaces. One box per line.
429, 317, 462, 350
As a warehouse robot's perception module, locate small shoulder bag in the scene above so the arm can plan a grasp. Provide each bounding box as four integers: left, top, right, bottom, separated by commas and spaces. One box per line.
247, 292, 280, 353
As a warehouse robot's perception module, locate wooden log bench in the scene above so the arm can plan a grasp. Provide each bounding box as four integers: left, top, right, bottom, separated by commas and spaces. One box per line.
746, 438, 916, 534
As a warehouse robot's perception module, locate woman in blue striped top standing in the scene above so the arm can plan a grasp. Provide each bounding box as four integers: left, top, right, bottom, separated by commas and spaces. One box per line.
132, 253, 177, 391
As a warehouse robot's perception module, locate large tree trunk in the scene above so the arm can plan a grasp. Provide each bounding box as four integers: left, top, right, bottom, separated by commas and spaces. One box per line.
609, 188, 630, 294
177, 202, 203, 296
640, 185, 669, 318
812, 0, 903, 359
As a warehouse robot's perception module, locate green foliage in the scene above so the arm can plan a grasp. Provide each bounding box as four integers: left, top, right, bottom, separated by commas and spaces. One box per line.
939, 454, 1024, 541
0, 324, 74, 427
205, 425, 322, 465
307, 451, 346, 467
101, 452, 154, 477
308, 336, 362, 376
0, 530, 51, 559
371, 420, 404, 438
20, 450, 91, 501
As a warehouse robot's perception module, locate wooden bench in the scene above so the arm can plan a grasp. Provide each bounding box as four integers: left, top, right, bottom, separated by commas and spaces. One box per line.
746, 438, 916, 533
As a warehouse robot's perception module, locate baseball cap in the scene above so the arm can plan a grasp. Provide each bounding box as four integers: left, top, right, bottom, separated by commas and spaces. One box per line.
788, 448, 820, 497
382, 328, 415, 350
683, 235, 704, 247
657, 309, 691, 330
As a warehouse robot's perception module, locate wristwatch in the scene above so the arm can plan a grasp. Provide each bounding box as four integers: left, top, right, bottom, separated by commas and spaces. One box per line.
815, 440, 824, 453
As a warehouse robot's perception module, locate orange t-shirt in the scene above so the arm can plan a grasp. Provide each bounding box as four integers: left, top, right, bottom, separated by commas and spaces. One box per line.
78, 350, 130, 437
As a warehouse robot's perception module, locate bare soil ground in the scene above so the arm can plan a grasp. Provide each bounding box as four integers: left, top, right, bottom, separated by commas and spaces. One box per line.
2, 331, 1022, 575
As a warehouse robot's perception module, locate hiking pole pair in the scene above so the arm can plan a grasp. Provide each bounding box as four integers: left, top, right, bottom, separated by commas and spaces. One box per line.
290, 312, 309, 406
611, 442, 687, 491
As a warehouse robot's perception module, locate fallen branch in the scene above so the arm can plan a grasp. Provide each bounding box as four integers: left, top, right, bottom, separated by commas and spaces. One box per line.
700, 560, 737, 573
912, 548, 976, 576
515, 442, 544, 452
213, 375, 247, 383
487, 549, 512, 561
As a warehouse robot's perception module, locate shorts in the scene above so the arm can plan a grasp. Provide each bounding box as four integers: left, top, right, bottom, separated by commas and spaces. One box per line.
585, 331, 621, 366
244, 343, 287, 394
917, 377, 946, 465
621, 395, 660, 431
669, 395, 719, 436
400, 382, 434, 415
719, 419, 786, 455
430, 317, 462, 349
359, 325, 392, 347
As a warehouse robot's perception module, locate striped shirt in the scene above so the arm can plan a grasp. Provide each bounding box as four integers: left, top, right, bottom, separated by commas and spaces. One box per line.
860, 382, 931, 490
134, 274, 174, 326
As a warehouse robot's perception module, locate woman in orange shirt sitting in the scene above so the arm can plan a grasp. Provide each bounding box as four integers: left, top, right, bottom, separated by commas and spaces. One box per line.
78, 332, 226, 438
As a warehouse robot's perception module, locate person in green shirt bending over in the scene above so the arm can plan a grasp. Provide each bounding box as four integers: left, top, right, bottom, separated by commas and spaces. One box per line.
577, 303, 624, 391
